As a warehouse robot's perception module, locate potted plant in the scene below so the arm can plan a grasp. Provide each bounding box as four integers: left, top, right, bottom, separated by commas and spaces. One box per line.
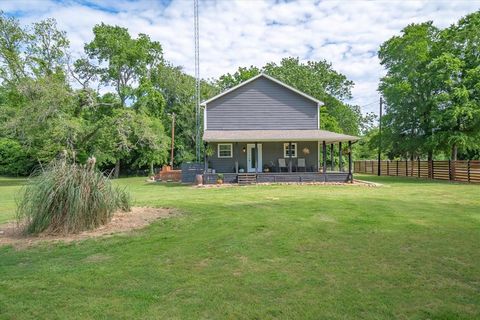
263, 164, 270, 172
205, 145, 215, 171
205, 145, 215, 158
216, 173, 224, 184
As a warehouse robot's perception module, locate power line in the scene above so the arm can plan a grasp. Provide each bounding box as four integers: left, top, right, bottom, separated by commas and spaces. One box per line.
358, 101, 378, 108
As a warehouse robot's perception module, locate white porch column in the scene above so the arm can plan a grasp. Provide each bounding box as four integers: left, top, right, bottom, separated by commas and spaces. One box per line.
254, 142, 258, 173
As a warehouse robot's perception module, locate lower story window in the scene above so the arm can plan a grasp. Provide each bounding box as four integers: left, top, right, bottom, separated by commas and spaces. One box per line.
284, 143, 297, 158
218, 143, 233, 158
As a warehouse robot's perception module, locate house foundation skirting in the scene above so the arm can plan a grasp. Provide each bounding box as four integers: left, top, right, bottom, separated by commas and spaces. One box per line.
202, 172, 351, 184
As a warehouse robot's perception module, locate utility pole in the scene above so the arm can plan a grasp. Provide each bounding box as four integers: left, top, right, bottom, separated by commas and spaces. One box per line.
378, 96, 383, 176
170, 113, 175, 167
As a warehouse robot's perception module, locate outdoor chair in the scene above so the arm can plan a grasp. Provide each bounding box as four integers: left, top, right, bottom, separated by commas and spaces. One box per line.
297, 158, 306, 172
278, 158, 288, 172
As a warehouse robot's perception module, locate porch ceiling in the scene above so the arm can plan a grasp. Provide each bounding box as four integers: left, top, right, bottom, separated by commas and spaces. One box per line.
203, 130, 360, 143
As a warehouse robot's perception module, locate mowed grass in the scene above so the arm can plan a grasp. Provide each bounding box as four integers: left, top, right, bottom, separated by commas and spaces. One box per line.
0, 175, 479, 319
0, 177, 26, 224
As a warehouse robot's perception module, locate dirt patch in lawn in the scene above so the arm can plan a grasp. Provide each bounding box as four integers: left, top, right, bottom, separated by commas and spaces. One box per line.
0, 207, 176, 249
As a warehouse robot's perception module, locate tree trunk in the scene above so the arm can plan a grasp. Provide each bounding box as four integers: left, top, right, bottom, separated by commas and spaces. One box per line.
427, 151, 433, 161
451, 143, 457, 161
150, 162, 154, 176
114, 159, 120, 179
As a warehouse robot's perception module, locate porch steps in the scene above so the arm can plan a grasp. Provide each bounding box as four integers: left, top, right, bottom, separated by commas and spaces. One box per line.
237, 173, 257, 185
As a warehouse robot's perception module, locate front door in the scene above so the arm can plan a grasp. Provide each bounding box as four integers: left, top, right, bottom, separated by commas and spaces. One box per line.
247, 144, 262, 173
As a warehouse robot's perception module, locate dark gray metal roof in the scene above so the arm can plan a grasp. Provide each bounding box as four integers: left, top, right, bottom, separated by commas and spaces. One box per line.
203, 130, 360, 143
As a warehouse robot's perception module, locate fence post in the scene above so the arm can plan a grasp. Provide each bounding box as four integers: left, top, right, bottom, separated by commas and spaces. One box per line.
418, 158, 420, 177
448, 160, 451, 181
396, 160, 399, 176
387, 160, 389, 176
431, 160, 435, 180
468, 160, 471, 183
405, 160, 408, 177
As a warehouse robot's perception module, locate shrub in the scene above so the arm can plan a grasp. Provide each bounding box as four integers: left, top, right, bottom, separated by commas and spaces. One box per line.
0, 138, 34, 176
16, 157, 130, 235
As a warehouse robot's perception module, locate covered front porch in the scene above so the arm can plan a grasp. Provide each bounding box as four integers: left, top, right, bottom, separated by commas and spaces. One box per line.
203, 171, 352, 184
203, 129, 360, 184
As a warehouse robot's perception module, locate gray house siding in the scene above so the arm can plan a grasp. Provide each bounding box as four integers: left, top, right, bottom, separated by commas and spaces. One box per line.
206, 77, 318, 130
207, 142, 319, 173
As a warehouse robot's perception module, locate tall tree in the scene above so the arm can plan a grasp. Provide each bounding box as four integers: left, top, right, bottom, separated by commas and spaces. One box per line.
76, 24, 168, 177
0, 13, 77, 168
0, 11, 28, 84
81, 23, 163, 108
378, 22, 440, 160
379, 13, 480, 160
432, 11, 480, 160
152, 63, 217, 164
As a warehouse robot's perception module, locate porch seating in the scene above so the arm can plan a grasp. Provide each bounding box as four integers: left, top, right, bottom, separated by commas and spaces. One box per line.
297, 158, 306, 172
278, 158, 288, 172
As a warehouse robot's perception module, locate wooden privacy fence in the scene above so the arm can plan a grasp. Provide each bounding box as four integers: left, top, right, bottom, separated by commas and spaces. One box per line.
354, 160, 480, 183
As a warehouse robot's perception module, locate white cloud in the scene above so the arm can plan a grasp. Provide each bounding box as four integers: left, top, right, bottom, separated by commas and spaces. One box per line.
4, 0, 480, 114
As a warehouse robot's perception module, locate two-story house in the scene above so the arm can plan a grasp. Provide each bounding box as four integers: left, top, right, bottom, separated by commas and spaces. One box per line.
201, 73, 359, 184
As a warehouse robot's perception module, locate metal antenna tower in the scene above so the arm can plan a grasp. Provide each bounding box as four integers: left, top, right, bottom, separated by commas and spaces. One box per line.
194, 0, 201, 162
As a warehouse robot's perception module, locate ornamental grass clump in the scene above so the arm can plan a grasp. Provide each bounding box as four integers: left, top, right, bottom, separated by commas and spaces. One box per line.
17, 157, 130, 235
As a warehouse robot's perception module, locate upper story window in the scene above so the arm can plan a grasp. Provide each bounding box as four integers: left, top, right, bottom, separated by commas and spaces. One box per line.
283, 143, 297, 158
218, 143, 233, 158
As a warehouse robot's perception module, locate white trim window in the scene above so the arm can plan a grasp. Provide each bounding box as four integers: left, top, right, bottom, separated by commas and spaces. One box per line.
283, 143, 297, 158
218, 143, 233, 158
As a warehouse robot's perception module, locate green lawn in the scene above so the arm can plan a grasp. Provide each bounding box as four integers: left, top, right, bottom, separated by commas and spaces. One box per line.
0, 177, 26, 224
0, 175, 479, 319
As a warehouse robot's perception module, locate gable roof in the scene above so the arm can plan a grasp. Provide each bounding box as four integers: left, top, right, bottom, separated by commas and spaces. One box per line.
201, 73, 324, 106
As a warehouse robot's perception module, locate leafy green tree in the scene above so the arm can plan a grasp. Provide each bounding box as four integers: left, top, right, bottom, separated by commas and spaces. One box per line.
216, 66, 261, 90
152, 63, 218, 165
0, 11, 28, 84
0, 138, 34, 176
76, 24, 168, 176
81, 23, 163, 108
27, 18, 69, 78
354, 128, 381, 160
431, 11, 480, 160
379, 22, 440, 160
129, 112, 169, 174
379, 12, 480, 160
0, 13, 78, 168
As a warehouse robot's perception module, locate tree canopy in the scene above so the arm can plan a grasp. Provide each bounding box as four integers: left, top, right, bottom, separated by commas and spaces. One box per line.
376, 11, 480, 160
6, 10, 478, 175
0, 12, 367, 176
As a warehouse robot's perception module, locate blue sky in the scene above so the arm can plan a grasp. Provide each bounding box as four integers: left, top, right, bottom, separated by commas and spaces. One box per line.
4, 0, 480, 114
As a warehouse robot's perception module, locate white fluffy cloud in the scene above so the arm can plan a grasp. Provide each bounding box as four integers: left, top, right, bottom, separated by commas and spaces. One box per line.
4, 0, 480, 114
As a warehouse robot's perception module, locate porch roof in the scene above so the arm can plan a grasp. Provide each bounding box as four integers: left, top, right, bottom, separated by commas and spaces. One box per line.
203, 130, 360, 143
